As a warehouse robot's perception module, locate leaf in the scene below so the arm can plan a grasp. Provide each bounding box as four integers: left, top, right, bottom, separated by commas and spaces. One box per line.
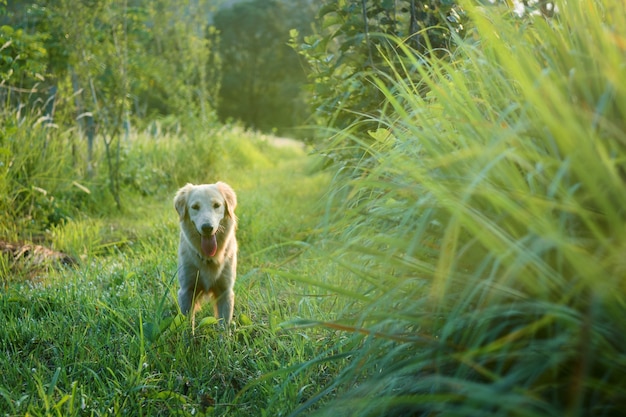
142, 322, 158, 342
198, 316, 219, 328
146, 390, 188, 404
238, 313, 253, 326
0, 40, 12, 52
367, 128, 391, 143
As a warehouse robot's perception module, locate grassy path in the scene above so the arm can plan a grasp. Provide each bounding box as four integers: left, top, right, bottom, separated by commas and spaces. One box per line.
0, 138, 339, 416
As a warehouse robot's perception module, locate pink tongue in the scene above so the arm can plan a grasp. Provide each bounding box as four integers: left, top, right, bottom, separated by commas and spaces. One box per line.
201, 235, 217, 257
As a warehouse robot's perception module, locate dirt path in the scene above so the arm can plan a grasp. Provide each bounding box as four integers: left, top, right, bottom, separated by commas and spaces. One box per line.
265, 136, 305, 150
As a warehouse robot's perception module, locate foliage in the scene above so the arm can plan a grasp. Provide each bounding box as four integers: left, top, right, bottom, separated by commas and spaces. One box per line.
296, 0, 626, 415
133, 0, 222, 122
213, 0, 315, 136
0, 0, 225, 210
0, 24, 48, 94
2, 0, 222, 124
290, 0, 467, 138
0, 105, 236, 240
4, 0, 625, 416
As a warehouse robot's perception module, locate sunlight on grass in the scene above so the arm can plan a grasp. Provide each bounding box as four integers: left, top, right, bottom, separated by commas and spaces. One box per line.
297, 0, 626, 415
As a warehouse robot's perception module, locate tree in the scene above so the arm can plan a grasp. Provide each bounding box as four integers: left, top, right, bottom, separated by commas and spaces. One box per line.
0, 7, 49, 106
213, 0, 315, 136
135, 0, 222, 123
291, 0, 466, 136
1, 0, 223, 209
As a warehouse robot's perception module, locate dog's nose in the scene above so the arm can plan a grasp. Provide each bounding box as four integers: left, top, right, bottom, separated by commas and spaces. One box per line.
200, 223, 214, 235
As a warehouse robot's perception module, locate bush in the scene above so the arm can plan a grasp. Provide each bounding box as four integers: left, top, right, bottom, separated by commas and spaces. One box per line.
302, 1, 626, 415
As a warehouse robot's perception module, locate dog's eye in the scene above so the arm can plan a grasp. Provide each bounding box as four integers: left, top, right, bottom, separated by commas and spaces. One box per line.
191, 203, 200, 210
213, 202, 221, 209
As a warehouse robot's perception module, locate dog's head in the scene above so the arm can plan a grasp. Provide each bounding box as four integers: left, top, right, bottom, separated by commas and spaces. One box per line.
174, 182, 237, 257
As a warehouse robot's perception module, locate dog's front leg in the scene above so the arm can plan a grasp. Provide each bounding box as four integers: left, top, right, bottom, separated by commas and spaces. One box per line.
178, 265, 201, 326
216, 289, 235, 327
215, 255, 236, 327
178, 286, 194, 317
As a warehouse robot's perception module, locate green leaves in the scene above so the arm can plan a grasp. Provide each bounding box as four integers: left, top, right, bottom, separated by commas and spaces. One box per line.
213, 0, 314, 136
0, 24, 48, 86
293, 0, 467, 141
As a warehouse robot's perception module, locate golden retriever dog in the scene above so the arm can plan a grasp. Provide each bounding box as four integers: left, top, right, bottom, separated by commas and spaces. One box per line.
174, 182, 237, 328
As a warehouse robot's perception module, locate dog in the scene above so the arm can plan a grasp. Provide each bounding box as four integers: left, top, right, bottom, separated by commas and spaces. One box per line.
174, 182, 238, 328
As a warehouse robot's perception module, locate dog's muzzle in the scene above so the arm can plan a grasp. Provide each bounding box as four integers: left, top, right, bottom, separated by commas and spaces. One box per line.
199, 223, 217, 257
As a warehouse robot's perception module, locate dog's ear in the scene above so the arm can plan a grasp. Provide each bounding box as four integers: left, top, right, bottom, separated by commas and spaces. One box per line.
174, 183, 194, 221
216, 182, 237, 220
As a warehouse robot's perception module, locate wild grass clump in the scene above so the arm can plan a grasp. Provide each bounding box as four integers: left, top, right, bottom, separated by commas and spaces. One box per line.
303, 0, 626, 415
0, 107, 267, 239
0, 107, 89, 236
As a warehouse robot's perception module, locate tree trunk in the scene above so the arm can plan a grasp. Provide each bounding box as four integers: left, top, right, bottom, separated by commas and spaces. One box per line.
409, 0, 421, 51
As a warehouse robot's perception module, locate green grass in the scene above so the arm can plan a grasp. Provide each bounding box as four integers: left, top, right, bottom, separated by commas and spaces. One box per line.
0, 131, 348, 416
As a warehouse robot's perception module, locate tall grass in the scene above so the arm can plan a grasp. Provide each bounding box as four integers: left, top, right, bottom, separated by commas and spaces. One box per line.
0, 106, 86, 237
301, 0, 626, 415
0, 104, 247, 239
